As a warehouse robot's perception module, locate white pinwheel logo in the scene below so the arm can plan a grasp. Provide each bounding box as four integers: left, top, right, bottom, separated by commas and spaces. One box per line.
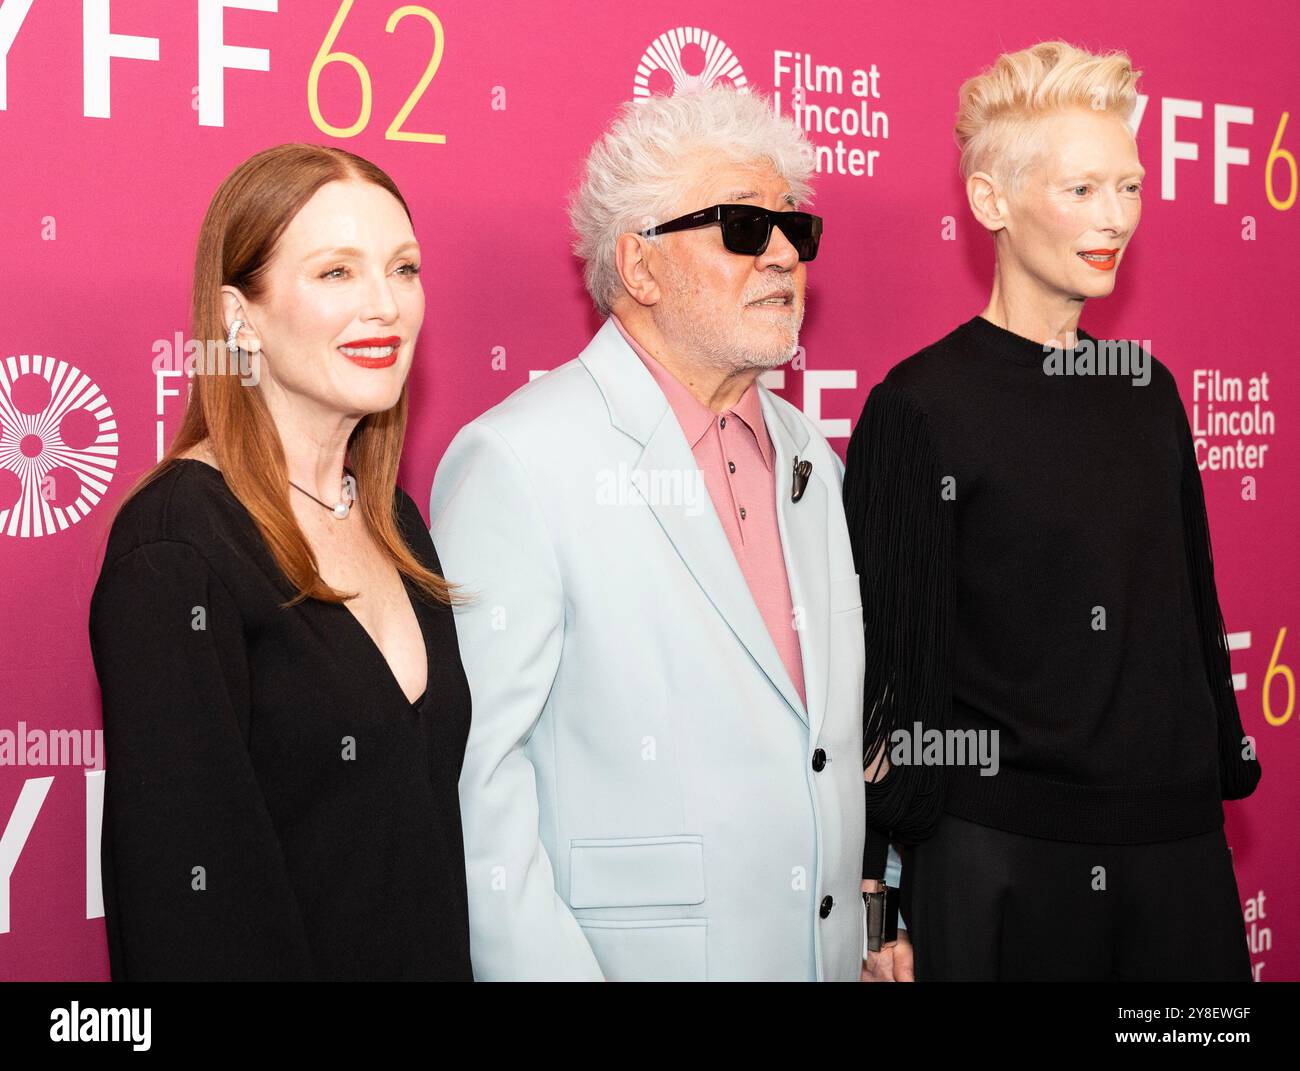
0, 353, 117, 537
633, 27, 748, 100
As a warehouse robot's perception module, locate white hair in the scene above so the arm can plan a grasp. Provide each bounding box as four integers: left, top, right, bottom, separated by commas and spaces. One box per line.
568, 86, 816, 316
955, 40, 1140, 194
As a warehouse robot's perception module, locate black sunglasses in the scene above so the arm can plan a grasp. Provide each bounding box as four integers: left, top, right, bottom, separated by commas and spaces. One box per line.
641, 203, 822, 261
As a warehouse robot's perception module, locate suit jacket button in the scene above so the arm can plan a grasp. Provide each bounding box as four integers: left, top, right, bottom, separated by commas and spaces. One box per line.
820, 895, 834, 918
811, 748, 827, 772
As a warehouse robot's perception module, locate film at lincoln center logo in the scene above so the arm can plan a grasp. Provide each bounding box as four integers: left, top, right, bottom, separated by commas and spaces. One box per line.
0, 352, 118, 538
633, 27, 748, 100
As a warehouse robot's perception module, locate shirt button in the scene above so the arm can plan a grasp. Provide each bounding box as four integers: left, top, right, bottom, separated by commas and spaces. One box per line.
720, 416, 727, 428
728, 461, 735, 473
739, 507, 747, 520
811, 748, 827, 772
820, 895, 834, 918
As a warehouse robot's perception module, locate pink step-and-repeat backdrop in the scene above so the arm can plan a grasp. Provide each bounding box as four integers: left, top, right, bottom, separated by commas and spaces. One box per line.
1, 0, 1296, 980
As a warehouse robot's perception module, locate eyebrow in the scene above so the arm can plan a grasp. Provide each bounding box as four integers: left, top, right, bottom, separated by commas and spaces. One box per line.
305, 240, 420, 259
722, 189, 799, 207
1067, 169, 1147, 182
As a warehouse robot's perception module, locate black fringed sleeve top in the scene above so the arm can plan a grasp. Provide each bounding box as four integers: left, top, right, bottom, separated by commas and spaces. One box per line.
844, 316, 1262, 880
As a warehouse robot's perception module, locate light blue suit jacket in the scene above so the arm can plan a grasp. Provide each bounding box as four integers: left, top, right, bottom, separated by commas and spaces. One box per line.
430, 317, 897, 981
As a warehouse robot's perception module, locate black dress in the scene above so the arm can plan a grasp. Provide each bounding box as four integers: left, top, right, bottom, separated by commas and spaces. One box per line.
88, 458, 473, 980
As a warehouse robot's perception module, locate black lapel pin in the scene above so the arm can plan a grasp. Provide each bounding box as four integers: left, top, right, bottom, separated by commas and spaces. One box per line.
791, 456, 812, 502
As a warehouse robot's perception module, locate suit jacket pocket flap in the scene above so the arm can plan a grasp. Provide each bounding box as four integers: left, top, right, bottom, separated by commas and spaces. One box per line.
569, 834, 705, 909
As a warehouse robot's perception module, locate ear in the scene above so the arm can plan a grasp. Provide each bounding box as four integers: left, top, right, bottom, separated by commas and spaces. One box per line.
614, 232, 663, 308
966, 171, 1008, 235
220, 286, 261, 352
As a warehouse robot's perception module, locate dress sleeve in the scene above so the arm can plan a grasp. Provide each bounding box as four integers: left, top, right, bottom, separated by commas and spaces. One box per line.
844, 381, 955, 879
89, 540, 315, 979
1174, 406, 1263, 801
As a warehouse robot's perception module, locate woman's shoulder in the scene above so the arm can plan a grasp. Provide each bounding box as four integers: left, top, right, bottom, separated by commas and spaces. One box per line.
392, 481, 443, 571
392, 481, 420, 518
100, 457, 246, 577
878, 322, 979, 399
1071, 332, 1182, 415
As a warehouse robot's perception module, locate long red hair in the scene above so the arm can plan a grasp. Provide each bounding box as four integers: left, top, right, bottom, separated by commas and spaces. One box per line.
109, 143, 461, 609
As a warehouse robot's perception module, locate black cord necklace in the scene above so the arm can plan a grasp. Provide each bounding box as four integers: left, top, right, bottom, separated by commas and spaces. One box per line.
289, 468, 356, 519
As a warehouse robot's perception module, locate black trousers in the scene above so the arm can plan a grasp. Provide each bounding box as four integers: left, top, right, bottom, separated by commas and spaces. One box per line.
901, 813, 1253, 981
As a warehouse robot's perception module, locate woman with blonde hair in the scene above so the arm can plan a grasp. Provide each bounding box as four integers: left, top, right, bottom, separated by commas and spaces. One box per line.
89, 144, 473, 980
844, 42, 1259, 981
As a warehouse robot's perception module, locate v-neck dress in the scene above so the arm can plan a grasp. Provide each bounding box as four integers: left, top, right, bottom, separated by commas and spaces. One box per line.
88, 458, 473, 980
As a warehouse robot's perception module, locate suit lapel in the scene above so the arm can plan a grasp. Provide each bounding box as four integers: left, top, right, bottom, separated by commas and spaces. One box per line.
759, 387, 830, 741
579, 319, 810, 727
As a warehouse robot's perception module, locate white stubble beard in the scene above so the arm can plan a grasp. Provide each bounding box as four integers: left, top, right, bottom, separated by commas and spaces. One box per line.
656, 261, 805, 375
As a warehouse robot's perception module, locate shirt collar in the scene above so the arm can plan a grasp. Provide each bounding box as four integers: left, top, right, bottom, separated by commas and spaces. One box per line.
610, 313, 775, 471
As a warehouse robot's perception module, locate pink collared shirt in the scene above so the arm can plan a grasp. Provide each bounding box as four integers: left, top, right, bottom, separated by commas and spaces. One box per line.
611, 313, 807, 711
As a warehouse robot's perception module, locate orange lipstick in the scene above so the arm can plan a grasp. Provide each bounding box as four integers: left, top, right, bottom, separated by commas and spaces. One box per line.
1078, 248, 1119, 271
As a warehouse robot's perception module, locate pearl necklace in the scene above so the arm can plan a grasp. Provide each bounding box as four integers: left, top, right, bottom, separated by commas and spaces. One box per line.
289, 471, 355, 519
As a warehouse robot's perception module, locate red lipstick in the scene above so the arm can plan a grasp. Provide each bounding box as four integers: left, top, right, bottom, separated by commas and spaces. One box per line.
338, 335, 400, 369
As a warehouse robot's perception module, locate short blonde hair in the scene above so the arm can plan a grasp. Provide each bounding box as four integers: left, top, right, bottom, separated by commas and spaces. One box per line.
569, 85, 815, 316
955, 40, 1140, 192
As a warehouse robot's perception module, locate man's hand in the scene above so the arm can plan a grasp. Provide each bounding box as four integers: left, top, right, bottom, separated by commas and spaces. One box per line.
861, 877, 914, 981
862, 930, 913, 981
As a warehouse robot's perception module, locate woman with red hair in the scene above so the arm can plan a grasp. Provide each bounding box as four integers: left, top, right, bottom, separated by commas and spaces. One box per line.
89, 144, 472, 980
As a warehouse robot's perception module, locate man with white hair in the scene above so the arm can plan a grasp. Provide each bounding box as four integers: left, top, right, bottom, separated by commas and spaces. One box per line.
430, 86, 900, 981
